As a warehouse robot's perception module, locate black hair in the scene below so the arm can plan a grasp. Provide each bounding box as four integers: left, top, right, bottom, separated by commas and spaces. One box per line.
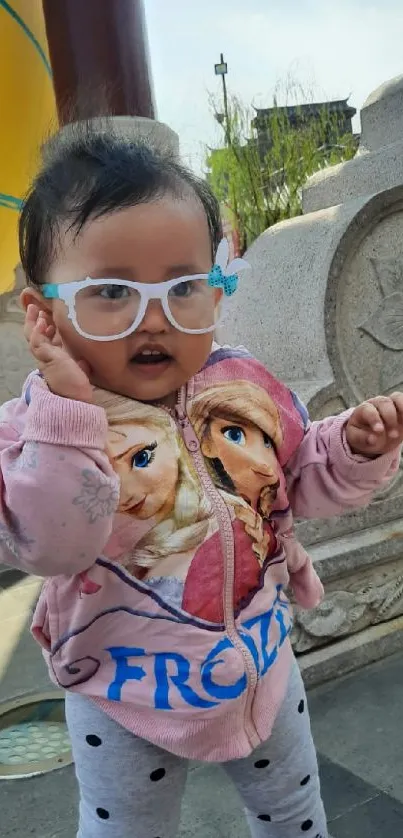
19, 121, 222, 287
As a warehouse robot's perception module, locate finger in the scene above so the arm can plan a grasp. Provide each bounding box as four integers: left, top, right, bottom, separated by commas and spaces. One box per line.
23, 304, 40, 341
43, 322, 63, 348
353, 402, 384, 434
368, 397, 399, 438
51, 328, 63, 348
30, 318, 52, 354
25, 303, 40, 324
45, 326, 63, 348
391, 392, 403, 424
35, 312, 49, 337
29, 332, 61, 366
347, 425, 379, 452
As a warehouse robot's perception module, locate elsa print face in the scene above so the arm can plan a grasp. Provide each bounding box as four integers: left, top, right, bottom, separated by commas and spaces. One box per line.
108, 421, 179, 520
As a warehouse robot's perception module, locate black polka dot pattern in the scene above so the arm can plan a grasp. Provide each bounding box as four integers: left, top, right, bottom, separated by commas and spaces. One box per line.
300, 774, 311, 786
301, 819, 313, 831
150, 767, 166, 782
86, 734, 102, 747
96, 808, 110, 820
298, 699, 305, 714
254, 759, 270, 768
258, 814, 271, 822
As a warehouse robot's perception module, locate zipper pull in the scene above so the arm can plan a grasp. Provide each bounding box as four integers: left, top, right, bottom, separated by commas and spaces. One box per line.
181, 419, 200, 453
176, 405, 200, 453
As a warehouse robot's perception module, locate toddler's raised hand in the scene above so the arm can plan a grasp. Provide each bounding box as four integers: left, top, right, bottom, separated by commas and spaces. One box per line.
24, 304, 94, 403
346, 393, 403, 458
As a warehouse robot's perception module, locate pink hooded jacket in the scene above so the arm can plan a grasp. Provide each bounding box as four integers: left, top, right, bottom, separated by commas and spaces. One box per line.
0, 345, 398, 761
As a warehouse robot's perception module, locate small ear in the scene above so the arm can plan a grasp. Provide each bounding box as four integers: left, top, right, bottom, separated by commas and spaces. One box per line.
20, 286, 53, 314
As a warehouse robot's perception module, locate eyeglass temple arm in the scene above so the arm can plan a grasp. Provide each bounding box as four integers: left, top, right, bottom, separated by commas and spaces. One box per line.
41, 284, 61, 299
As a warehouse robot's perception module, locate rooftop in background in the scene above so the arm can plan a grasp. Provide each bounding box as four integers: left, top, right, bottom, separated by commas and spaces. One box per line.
253, 98, 357, 139
252, 98, 358, 158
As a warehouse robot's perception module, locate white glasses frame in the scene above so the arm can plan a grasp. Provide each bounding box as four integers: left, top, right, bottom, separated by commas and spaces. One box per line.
42, 274, 223, 342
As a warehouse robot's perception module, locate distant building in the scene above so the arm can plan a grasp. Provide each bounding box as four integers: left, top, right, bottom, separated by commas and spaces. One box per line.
252, 99, 357, 157
207, 97, 358, 252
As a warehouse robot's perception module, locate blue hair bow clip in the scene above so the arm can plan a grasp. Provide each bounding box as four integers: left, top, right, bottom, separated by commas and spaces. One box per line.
207, 238, 250, 297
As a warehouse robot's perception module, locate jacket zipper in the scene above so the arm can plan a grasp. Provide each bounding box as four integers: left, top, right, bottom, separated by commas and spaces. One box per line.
175, 386, 260, 748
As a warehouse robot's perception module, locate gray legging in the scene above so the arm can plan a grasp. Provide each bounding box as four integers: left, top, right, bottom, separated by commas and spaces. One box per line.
65, 663, 328, 838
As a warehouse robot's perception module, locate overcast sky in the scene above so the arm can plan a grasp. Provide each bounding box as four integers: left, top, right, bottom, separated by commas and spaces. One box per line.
145, 0, 403, 171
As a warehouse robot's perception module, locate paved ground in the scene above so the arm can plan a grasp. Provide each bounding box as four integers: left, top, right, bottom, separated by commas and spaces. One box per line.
2, 569, 403, 837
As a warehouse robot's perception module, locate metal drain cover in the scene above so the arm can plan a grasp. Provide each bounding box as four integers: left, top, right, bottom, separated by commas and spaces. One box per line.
0, 692, 72, 779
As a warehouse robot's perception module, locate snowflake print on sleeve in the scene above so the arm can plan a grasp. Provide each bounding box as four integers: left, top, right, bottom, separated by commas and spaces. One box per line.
8, 442, 39, 472
73, 469, 119, 524
0, 522, 34, 562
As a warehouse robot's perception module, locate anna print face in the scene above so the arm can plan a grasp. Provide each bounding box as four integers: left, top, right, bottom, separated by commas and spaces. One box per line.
108, 421, 179, 521
201, 416, 280, 512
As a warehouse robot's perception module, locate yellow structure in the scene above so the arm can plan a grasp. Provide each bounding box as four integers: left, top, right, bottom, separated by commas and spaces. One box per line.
0, 0, 56, 292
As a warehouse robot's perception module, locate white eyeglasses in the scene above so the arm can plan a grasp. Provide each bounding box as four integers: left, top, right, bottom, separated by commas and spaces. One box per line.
41, 239, 249, 342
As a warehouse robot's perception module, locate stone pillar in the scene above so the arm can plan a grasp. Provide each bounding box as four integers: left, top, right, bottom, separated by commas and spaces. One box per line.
45, 116, 180, 161
224, 76, 403, 686
42, 0, 179, 159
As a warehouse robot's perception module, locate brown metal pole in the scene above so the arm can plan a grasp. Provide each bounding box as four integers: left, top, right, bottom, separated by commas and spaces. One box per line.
42, 0, 155, 125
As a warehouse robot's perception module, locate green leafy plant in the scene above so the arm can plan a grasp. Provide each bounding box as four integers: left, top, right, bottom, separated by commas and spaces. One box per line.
206, 88, 357, 252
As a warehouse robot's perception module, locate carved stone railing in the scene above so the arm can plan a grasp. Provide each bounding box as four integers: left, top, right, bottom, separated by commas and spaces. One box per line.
225, 76, 403, 685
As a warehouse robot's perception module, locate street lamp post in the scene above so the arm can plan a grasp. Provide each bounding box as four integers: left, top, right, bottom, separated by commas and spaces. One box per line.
213, 53, 242, 255
214, 53, 230, 145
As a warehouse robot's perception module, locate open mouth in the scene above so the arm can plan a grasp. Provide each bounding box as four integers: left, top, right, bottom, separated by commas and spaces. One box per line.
131, 350, 171, 366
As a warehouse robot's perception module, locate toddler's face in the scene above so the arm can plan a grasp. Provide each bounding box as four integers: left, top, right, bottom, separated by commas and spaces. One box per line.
28, 198, 219, 405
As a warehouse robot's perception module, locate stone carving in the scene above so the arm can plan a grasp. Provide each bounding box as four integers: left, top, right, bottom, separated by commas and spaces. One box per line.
360, 257, 403, 393
225, 76, 403, 681
292, 576, 403, 654
324, 194, 403, 407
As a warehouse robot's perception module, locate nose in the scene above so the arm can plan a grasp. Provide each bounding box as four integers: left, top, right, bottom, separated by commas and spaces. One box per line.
251, 462, 276, 479
137, 298, 170, 334
118, 473, 142, 507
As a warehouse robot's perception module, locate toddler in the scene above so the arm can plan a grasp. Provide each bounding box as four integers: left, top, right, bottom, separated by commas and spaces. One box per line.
1, 124, 402, 838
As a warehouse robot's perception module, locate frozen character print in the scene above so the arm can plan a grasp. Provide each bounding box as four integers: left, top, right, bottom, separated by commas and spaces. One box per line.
95, 390, 213, 583
183, 382, 288, 622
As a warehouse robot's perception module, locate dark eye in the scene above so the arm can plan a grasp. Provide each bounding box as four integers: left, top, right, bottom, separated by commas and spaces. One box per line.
222, 426, 246, 446
263, 433, 273, 448
99, 284, 131, 300
169, 280, 194, 299
131, 447, 156, 469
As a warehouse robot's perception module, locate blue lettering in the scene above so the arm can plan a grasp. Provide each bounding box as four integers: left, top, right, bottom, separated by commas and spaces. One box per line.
275, 607, 288, 646
201, 637, 247, 700
106, 646, 146, 701
154, 652, 218, 710
105, 596, 292, 708
243, 609, 277, 675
